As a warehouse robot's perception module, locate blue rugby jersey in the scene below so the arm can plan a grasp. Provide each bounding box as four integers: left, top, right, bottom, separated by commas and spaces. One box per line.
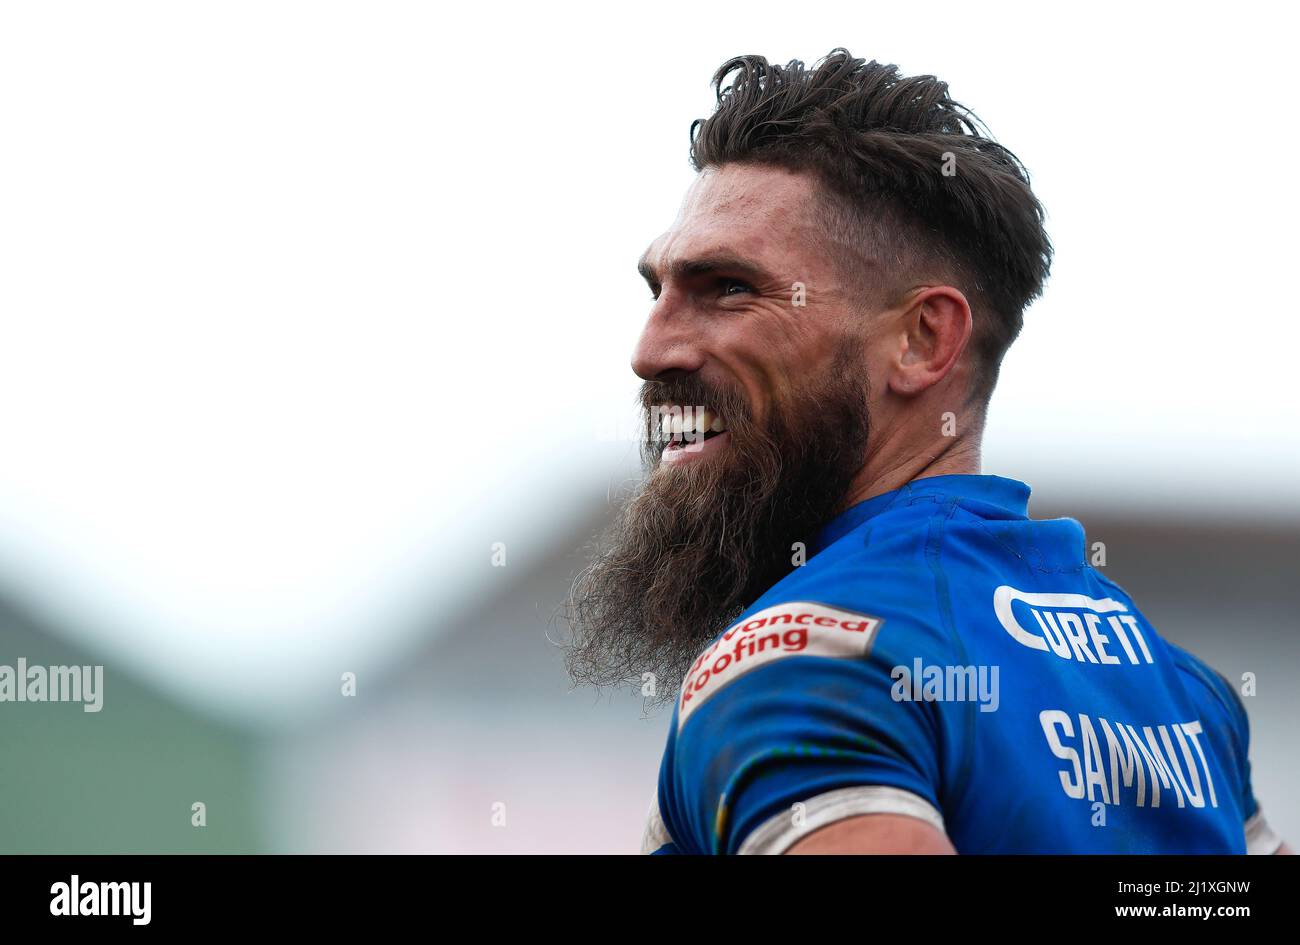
640, 474, 1281, 855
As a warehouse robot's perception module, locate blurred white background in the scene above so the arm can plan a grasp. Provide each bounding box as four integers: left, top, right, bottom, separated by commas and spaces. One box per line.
0, 0, 1295, 853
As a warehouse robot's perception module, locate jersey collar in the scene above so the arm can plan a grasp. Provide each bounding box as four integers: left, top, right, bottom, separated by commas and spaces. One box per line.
811, 474, 1032, 553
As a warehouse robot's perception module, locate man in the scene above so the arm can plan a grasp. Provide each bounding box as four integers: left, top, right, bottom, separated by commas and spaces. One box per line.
565, 49, 1288, 854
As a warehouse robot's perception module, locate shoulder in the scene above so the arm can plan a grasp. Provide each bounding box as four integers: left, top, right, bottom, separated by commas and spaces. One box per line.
1165, 640, 1248, 735
664, 587, 961, 852
664, 548, 965, 847
738, 529, 961, 667
1161, 640, 1254, 800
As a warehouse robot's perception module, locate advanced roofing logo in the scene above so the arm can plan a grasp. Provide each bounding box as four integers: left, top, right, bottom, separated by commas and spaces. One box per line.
678, 601, 883, 727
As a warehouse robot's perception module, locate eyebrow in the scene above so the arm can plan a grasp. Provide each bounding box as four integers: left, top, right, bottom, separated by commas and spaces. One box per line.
637, 252, 773, 287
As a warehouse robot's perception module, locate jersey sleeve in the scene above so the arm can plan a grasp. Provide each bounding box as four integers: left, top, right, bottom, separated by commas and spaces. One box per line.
1213, 672, 1283, 854
658, 595, 964, 855
1181, 653, 1282, 855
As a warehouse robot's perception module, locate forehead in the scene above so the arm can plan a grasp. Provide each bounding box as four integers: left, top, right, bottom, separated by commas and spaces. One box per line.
644, 163, 827, 274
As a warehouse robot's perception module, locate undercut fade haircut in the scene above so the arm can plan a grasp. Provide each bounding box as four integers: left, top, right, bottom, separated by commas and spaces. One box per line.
690, 49, 1053, 405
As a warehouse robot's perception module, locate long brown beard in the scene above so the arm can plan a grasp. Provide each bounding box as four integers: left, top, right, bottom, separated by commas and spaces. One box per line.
564, 351, 870, 703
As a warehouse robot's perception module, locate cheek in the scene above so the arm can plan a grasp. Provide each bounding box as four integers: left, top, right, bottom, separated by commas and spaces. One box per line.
733, 311, 842, 400
709, 324, 816, 424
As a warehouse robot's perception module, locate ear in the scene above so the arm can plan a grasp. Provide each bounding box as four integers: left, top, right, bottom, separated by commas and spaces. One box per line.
887, 286, 973, 397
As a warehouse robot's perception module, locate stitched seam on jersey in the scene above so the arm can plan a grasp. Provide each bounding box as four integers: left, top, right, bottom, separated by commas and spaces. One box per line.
951, 505, 1026, 561
927, 497, 976, 815
1093, 568, 1144, 603
858, 487, 927, 550
1034, 517, 1089, 574
1026, 515, 1089, 574
950, 505, 1088, 575
1167, 646, 1239, 727
1170, 651, 1247, 770
1191, 667, 1238, 724
1157, 646, 1253, 823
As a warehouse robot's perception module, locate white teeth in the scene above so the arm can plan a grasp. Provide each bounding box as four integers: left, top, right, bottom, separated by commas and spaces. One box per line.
657, 406, 726, 441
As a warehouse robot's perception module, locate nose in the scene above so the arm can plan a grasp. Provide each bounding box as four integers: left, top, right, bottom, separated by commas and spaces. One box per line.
631, 299, 706, 381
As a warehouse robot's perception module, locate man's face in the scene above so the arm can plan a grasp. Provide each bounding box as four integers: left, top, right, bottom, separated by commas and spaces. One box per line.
632, 162, 868, 463
565, 163, 876, 696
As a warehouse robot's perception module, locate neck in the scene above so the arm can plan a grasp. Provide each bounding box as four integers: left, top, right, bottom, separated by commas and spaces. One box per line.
839, 429, 983, 512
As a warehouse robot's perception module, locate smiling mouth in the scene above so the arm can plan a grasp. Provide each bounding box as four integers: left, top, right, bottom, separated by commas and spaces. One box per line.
659, 407, 730, 463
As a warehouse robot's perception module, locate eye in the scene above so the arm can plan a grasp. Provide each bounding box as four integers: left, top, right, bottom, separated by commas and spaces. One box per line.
648, 283, 661, 301
721, 278, 753, 297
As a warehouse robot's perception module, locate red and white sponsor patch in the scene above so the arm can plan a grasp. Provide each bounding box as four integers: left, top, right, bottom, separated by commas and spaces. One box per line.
677, 601, 884, 729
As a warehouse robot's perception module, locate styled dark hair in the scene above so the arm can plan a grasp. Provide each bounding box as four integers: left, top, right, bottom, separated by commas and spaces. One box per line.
690, 49, 1053, 404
